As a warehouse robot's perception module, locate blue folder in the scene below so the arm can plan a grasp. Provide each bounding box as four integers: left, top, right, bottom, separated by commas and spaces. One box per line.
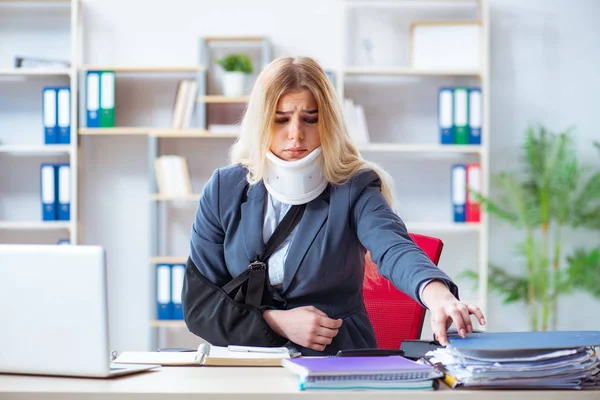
448, 330, 600, 351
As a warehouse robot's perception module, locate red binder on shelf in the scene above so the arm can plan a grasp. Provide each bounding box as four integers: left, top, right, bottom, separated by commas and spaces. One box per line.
466, 163, 481, 222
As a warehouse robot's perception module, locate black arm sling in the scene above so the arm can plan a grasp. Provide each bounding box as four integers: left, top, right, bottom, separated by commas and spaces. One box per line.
181, 203, 306, 347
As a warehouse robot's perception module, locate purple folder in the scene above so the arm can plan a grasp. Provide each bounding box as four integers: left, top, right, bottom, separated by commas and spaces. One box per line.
281, 356, 438, 379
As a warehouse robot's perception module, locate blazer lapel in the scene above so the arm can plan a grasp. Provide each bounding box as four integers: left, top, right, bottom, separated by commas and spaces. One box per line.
281, 191, 330, 295
241, 182, 266, 263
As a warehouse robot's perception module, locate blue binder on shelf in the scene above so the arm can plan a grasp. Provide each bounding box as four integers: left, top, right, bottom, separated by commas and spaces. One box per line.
56, 163, 70, 221
156, 264, 172, 320
451, 164, 466, 223
57, 87, 71, 144
438, 87, 454, 145
171, 264, 185, 320
86, 71, 101, 128
40, 164, 57, 221
468, 88, 482, 145
42, 87, 58, 144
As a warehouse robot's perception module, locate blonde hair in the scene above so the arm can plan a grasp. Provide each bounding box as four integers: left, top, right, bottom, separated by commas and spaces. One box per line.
229, 56, 395, 207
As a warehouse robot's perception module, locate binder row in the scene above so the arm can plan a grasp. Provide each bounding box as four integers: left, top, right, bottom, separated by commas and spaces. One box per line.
438, 87, 482, 145
451, 163, 481, 223
42, 87, 71, 145
156, 263, 185, 320
40, 163, 71, 221
86, 71, 115, 128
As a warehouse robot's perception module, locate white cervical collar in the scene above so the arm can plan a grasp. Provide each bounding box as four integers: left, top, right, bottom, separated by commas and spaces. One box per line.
264, 147, 328, 205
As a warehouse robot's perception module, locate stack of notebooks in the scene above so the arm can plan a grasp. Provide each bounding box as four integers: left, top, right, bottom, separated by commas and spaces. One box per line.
282, 356, 443, 391
427, 330, 600, 389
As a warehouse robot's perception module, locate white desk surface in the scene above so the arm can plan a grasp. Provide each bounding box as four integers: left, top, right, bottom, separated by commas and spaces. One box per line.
0, 366, 598, 400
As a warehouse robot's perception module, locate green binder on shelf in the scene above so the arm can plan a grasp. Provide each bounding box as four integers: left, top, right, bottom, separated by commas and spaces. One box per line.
453, 87, 469, 145
100, 71, 115, 127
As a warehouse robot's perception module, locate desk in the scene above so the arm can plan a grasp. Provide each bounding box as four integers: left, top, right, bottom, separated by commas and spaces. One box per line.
0, 367, 598, 400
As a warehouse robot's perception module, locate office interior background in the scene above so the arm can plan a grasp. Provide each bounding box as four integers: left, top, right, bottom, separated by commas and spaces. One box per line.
1, 0, 599, 353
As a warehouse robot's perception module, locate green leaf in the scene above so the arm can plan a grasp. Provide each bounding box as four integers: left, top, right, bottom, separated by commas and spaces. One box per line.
215, 54, 254, 73
565, 247, 600, 298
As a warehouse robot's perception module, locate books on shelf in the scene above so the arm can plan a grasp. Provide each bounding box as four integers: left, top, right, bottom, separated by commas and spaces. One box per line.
343, 98, 370, 144
207, 124, 241, 135
42, 86, 71, 145
171, 79, 198, 129
451, 163, 480, 223
156, 263, 185, 321
438, 87, 481, 145
40, 163, 70, 222
154, 155, 192, 197
15, 56, 70, 69
86, 71, 115, 128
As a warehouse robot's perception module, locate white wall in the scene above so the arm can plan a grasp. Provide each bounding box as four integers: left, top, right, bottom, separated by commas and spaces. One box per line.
2, 0, 598, 352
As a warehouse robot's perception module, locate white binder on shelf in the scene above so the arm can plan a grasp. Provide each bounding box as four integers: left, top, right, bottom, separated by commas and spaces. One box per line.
42, 88, 57, 144
57, 87, 71, 144
156, 264, 172, 320
40, 164, 57, 221
468, 88, 482, 145
171, 264, 185, 320
57, 164, 70, 221
451, 164, 466, 223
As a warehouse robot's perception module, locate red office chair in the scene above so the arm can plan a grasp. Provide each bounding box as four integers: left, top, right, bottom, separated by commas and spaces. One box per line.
363, 233, 444, 350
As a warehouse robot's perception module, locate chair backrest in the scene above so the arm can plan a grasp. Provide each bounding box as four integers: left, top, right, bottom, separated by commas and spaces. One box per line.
363, 233, 444, 350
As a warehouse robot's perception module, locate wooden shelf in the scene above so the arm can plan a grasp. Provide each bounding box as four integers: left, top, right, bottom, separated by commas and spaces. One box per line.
204, 36, 266, 43
197, 95, 249, 104
150, 194, 200, 201
357, 143, 482, 153
344, 0, 478, 8
0, 68, 71, 76
344, 67, 480, 77
151, 256, 187, 264
149, 129, 238, 138
78, 127, 149, 135
405, 222, 481, 233
0, 221, 71, 230
79, 65, 205, 73
0, 0, 71, 4
150, 320, 186, 328
0, 145, 71, 154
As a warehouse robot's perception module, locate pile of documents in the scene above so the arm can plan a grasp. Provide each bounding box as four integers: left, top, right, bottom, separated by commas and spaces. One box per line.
427, 330, 600, 389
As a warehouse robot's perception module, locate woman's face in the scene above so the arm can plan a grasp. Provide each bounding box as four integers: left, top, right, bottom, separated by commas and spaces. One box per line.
269, 89, 321, 161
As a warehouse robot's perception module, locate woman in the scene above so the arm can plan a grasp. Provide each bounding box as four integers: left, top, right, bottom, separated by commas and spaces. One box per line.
183, 56, 485, 355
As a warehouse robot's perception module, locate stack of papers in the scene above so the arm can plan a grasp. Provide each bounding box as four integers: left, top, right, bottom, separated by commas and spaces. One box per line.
282, 356, 443, 391
427, 331, 600, 389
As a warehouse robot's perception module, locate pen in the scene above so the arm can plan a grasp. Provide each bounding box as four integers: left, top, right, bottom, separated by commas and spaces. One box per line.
419, 357, 458, 389
227, 345, 289, 354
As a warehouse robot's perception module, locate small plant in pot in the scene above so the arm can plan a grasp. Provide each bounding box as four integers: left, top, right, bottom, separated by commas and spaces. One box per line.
215, 54, 254, 97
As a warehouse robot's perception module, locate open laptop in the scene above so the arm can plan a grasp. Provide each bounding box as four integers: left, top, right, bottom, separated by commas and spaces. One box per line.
0, 244, 158, 378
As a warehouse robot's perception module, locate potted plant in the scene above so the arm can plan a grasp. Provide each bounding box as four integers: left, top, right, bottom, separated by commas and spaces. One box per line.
215, 54, 254, 97
461, 127, 600, 331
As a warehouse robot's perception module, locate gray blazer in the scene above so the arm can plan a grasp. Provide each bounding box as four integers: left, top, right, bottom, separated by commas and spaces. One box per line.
189, 164, 458, 355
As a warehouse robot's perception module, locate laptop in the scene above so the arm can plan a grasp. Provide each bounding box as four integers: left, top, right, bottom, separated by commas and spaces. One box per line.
0, 244, 158, 378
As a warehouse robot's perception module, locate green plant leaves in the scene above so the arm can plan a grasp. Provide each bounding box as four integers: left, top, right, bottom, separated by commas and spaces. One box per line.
215, 54, 254, 73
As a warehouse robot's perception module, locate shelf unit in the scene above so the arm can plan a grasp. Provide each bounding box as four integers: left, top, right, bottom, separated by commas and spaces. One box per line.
146, 36, 273, 347
337, 0, 490, 319
0, 0, 80, 244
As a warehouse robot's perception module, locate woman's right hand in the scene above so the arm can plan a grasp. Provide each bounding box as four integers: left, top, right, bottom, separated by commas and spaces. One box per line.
263, 306, 342, 352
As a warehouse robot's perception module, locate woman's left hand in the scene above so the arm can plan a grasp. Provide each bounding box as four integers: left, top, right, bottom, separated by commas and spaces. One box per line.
420, 281, 486, 346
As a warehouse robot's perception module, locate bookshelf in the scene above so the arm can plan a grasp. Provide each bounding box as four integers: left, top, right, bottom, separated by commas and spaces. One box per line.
0, 0, 80, 245
146, 36, 273, 348
337, 0, 490, 320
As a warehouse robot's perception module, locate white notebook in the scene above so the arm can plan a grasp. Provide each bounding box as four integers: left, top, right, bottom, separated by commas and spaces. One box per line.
114, 344, 299, 367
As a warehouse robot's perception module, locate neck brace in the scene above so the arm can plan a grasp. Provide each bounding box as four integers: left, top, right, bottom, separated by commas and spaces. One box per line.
264, 147, 328, 205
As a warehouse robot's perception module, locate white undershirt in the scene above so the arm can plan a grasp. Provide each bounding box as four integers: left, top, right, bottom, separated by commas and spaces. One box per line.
262, 193, 431, 300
